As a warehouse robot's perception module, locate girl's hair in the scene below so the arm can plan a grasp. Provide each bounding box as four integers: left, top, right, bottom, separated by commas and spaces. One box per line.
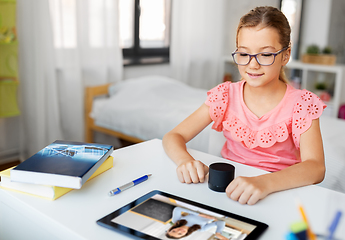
166, 220, 201, 239
236, 6, 291, 83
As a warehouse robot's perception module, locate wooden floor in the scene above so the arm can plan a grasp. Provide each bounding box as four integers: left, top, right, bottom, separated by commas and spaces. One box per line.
0, 160, 20, 172
0, 160, 20, 181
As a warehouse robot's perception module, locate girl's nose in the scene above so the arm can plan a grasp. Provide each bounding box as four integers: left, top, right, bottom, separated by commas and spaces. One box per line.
248, 56, 260, 68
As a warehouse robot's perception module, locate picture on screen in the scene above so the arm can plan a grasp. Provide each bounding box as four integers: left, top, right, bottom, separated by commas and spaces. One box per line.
111, 193, 257, 240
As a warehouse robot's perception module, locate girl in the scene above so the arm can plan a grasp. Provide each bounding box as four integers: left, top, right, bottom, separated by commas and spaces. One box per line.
162, 6, 326, 205
166, 207, 225, 239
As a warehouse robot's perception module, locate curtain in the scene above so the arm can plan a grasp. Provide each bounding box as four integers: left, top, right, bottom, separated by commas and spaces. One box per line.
170, 0, 226, 90
17, 0, 63, 158
17, 0, 123, 157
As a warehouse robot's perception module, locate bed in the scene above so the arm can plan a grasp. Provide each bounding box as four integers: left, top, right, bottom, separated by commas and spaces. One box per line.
85, 75, 212, 152
85, 75, 345, 194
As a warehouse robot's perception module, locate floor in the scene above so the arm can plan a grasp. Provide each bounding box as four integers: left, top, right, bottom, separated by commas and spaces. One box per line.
0, 159, 21, 181
0, 160, 20, 172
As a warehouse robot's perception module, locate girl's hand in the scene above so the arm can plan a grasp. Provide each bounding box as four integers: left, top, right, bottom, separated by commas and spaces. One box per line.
176, 160, 209, 184
225, 175, 271, 205
214, 233, 228, 240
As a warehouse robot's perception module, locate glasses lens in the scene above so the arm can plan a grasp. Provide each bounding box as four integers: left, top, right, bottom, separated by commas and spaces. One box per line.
233, 53, 249, 65
257, 53, 275, 66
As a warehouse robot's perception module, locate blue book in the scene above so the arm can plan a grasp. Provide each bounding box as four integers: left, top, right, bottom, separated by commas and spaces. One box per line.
10, 140, 113, 189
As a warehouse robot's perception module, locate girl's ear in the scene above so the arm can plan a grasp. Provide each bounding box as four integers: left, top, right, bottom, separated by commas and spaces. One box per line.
282, 47, 291, 66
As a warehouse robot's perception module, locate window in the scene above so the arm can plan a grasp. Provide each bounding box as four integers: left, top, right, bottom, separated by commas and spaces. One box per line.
49, 0, 171, 65
50, 0, 117, 49
50, 0, 77, 49
119, 0, 171, 65
280, 0, 303, 60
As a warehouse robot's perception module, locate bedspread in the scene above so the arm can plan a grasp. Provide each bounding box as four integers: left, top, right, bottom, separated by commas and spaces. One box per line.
90, 75, 211, 152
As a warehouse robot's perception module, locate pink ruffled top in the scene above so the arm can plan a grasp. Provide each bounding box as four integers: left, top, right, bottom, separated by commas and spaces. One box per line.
205, 81, 326, 172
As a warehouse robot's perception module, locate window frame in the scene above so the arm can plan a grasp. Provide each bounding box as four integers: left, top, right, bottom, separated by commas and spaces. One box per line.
279, 0, 304, 60
122, 0, 171, 66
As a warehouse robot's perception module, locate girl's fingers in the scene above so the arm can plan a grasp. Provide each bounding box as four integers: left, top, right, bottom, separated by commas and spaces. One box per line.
247, 193, 261, 205
189, 166, 200, 183
181, 168, 192, 184
195, 161, 206, 183
226, 177, 249, 202
225, 179, 240, 198
176, 160, 208, 184
237, 190, 253, 205
228, 187, 244, 202
226, 176, 267, 205
176, 169, 185, 183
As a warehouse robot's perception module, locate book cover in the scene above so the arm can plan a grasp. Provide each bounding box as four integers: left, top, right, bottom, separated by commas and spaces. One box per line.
10, 140, 113, 189
0, 156, 113, 200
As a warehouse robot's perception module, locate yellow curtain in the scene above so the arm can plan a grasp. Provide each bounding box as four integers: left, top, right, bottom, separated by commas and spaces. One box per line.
0, 79, 20, 117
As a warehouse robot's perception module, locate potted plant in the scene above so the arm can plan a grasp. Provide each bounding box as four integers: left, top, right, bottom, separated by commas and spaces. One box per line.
315, 81, 327, 92
314, 81, 331, 102
302, 44, 336, 65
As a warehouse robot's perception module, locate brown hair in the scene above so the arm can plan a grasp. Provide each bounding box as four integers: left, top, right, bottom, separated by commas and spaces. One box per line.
166, 220, 201, 239
236, 6, 291, 83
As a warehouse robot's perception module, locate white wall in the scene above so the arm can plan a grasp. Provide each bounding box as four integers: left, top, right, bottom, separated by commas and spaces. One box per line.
224, 0, 280, 55
299, 0, 332, 56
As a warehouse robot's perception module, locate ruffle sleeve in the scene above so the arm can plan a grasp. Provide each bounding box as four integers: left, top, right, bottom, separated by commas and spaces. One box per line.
205, 82, 230, 131
292, 90, 327, 149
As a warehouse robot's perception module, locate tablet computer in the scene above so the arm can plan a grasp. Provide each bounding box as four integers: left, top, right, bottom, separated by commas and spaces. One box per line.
97, 190, 268, 240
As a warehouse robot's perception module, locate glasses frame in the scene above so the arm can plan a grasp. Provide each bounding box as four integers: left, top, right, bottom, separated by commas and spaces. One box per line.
231, 47, 288, 66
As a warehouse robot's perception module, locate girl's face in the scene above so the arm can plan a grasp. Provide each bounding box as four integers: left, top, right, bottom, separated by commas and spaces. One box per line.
168, 226, 189, 238
236, 25, 290, 88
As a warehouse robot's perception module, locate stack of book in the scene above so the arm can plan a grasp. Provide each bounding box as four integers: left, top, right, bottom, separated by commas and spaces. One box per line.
0, 140, 114, 200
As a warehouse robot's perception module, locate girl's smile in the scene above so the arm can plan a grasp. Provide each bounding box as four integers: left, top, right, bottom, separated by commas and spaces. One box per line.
247, 72, 264, 79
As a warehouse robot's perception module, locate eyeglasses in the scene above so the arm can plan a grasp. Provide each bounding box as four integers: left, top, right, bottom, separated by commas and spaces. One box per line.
231, 47, 288, 66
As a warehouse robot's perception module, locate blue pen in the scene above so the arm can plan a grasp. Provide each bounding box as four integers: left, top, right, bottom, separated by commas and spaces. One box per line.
326, 210, 342, 240
108, 174, 152, 196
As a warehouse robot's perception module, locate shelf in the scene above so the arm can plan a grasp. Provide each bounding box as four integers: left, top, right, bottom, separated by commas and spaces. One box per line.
287, 60, 343, 73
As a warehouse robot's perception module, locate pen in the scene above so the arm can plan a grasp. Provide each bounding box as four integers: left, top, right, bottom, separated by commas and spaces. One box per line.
108, 174, 152, 196
297, 202, 317, 240
326, 210, 342, 240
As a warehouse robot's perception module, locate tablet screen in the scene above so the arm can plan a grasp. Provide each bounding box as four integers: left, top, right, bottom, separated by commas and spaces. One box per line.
97, 190, 268, 240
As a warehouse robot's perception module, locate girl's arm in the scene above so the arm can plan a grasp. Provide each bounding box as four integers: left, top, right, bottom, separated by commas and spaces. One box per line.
171, 207, 183, 223
162, 103, 213, 184
226, 118, 325, 205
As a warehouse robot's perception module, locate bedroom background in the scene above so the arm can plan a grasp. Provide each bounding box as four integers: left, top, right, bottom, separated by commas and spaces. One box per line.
0, 0, 344, 164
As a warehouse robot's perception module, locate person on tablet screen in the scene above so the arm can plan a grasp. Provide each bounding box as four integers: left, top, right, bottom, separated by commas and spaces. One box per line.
166, 207, 225, 239
162, 6, 326, 205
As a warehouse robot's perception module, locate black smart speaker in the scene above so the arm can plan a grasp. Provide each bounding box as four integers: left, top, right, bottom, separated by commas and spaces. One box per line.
208, 162, 235, 192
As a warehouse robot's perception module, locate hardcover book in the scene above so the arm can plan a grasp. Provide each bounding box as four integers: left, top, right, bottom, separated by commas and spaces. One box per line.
10, 140, 113, 189
0, 156, 113, 200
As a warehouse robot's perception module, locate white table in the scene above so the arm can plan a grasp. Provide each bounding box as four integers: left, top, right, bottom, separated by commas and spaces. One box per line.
1, 139, 344, 240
